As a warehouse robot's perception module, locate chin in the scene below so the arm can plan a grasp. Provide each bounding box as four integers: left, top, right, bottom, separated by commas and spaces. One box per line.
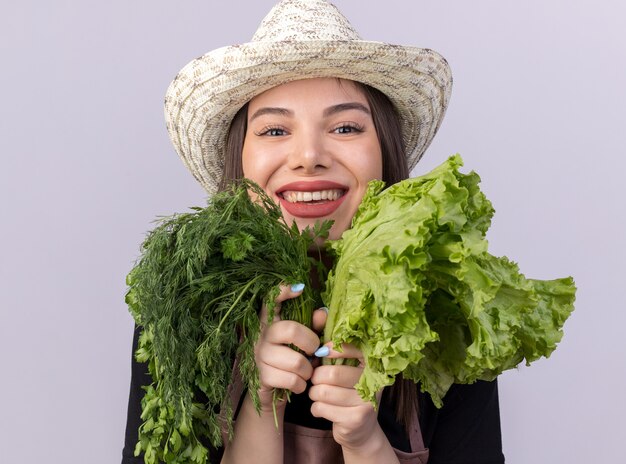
327, 223, 348, 241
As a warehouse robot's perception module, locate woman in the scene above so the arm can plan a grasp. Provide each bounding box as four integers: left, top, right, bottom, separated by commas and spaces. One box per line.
123, 1, 505, 463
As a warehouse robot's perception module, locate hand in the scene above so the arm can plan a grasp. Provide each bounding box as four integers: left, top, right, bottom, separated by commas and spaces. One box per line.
308, 340, 384, 452
224, 285, 329, 463
253, 284, 324, 411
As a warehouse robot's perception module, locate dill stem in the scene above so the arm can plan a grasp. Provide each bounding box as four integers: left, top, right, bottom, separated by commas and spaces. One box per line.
272, 389, 279, 430
215, 276, 262, 333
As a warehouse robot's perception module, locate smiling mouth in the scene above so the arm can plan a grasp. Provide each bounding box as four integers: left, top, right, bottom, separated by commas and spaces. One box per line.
280, 189, 345, 203
276, 182, 348, 218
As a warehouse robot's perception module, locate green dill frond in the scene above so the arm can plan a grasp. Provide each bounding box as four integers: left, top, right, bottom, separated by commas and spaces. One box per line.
127, 179, 331, 463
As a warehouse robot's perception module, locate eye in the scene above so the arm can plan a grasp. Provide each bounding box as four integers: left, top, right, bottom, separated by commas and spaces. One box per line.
255, 126, 288, 136
332, 123, 364, 134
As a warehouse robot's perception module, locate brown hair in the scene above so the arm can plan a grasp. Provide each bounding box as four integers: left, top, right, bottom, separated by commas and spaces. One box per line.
219, 81, 418, 428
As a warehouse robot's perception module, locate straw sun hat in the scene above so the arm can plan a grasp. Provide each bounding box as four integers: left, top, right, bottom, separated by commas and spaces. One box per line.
164, 0, 453, 194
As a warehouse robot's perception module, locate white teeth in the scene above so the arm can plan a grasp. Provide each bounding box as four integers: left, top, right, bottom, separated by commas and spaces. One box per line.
283, 189, 344, 203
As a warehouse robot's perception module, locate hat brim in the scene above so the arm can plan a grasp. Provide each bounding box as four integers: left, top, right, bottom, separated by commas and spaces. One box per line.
165, 40, 452, 193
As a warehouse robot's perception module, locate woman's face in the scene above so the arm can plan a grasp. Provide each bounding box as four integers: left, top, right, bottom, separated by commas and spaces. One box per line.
242, 78, 383, 240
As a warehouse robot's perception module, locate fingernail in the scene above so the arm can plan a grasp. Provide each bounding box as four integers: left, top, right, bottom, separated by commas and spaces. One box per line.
314, 346, 330, 358
319, 306, 329, 314
290, 283, 305, 293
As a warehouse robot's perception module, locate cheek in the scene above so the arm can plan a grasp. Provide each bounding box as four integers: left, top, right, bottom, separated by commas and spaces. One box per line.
241, 145, 254, 179
355, 140, 383, 182
241, 136, 289, 190
241, 147, 271, 188
370, 149, 384, 180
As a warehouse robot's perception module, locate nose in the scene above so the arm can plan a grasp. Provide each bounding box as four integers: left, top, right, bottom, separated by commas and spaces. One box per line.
287, 129, 331, 173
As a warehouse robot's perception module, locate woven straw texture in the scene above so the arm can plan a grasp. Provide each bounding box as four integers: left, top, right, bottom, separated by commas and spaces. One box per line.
164, 0, 453, 194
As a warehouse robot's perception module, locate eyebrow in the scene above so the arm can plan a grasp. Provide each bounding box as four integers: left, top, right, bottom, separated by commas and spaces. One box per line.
248, 102, 371, 123
323, 102, 371, 117
249, 107, 293, 122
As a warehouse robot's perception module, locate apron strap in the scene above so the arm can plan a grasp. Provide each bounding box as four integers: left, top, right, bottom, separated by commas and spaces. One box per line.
408, 414, 426, 453
219, 356, 245, 445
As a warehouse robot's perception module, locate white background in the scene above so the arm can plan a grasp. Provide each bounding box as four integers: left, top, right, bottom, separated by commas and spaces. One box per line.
1, 1, 624, 462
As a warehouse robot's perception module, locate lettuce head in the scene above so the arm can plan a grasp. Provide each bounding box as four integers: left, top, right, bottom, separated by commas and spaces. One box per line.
322, 154, 576, 407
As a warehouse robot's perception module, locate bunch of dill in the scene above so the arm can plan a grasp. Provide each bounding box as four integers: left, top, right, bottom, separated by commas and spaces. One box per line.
126, 180, 330, 464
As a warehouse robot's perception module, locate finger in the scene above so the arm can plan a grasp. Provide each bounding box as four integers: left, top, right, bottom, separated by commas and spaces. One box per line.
308, 383, 364, 407
258, 343, 314, 382
259, 282, 306, 324
311, 306, 328, 334
258, 364, 309, 394
276, 282, 306, 304
264, 320, 320, 356
314, 342, 364, 362
310, 364, 362, 388
310, 400, 374, 425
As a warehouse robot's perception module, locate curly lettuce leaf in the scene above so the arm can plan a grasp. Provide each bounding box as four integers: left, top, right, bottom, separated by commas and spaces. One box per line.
323, 154, 576, 407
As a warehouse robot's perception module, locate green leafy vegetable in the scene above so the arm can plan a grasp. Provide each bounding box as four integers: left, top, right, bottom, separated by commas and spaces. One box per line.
126, 180, 330, 464
127, 155, 576, 463
322, 154, 576, 407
